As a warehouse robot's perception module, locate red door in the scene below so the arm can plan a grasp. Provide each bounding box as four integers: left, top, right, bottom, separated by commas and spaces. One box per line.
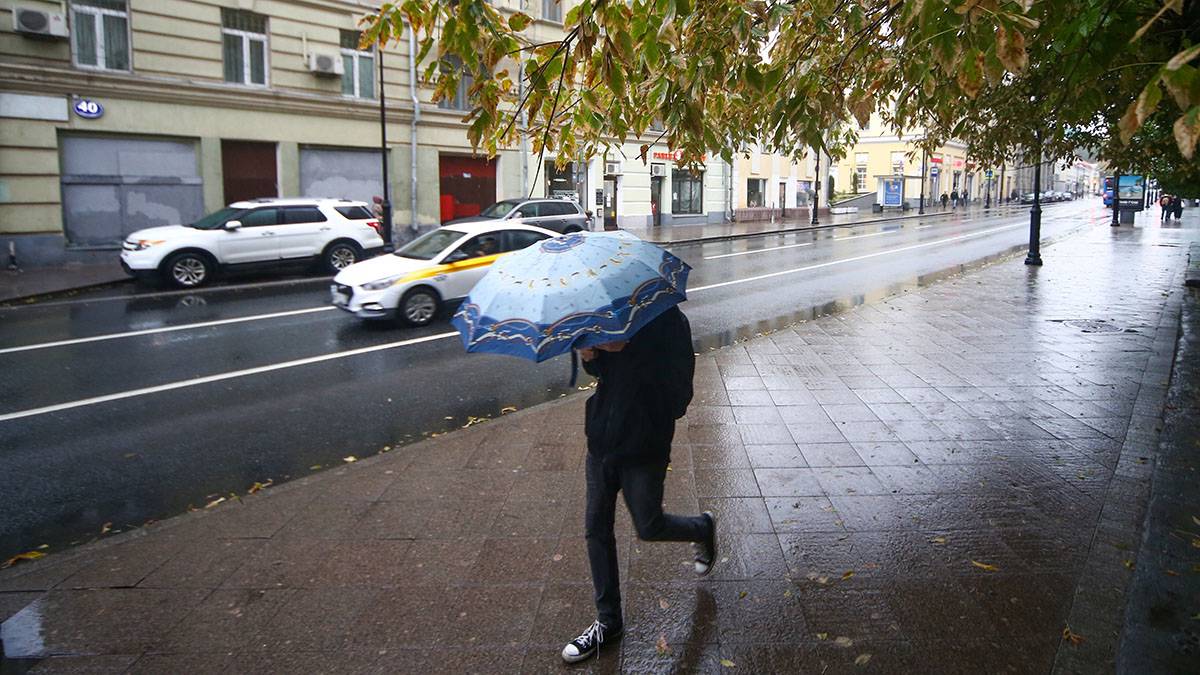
439, 155, 496, 222
222, 141, 278, 204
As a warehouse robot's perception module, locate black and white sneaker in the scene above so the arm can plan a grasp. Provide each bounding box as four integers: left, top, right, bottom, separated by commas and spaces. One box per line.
561, 619, 621, 663
692, 511, 718, 576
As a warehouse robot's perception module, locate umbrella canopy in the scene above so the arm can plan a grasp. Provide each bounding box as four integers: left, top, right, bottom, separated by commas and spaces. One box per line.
451, 230, 690, 362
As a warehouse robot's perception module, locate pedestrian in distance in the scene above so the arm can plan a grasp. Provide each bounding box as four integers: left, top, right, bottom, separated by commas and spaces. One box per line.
1172, 194, 1184, 221
950, 189, 959, 209
940, 193, 949, 210
563, 305, 717, 663
1160, 194, 1171, 222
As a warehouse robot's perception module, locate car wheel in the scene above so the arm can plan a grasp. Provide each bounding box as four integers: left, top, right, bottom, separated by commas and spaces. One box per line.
399, 287, 439, 327
163, 252, 212, 288
323, 241, 362, 274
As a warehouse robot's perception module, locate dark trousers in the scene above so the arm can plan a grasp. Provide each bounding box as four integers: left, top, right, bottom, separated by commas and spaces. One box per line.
584, 453, 710, 628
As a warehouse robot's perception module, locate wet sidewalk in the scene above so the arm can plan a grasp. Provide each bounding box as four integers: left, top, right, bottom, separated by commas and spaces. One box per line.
627, 201, 1031, 245
0, 262, 128, 305
2, 213, 1197, 674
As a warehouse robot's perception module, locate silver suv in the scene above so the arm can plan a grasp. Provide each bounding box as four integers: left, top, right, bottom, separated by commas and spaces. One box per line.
445, 198, 589, 233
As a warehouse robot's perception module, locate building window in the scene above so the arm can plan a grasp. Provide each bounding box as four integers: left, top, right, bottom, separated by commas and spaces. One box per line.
543, 0, 562, 22
672, 169, 703, 215
854, 152, 869, 193
437, 55, 473, 110
891, 151, 905, 175
747, 178, 766, 207
340, 31, 375, 99
222, 8, 268, 86
71, 0, 130, 71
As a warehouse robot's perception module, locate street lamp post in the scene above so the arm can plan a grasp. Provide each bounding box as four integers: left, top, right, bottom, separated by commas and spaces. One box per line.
984, 171, 991, 209
377, 45, 394, 250
811, 147, 820, 225
999, 162, 1006, 203
1111, 170, 1121, 227
1025, 134, 1044, 266
918, 148, 927, 215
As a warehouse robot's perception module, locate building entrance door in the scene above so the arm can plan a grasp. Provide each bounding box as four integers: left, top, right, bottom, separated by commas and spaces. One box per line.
778, 182, 787, 214
222, 141, 278, 204
650, 176, 663, 227
603, 178, 618, 230
439, 155, 497, 222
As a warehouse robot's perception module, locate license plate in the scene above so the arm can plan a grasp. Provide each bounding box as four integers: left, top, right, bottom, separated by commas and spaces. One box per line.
330, 286, 349, 306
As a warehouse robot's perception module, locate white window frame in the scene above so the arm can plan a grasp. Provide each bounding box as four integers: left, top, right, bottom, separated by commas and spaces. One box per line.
855, 166, 868, 193
891, 151, 905, 175
543, 0, 562, 23
222, 25, 269, 87
71, 1, 131, 72
341, 46, 375, 99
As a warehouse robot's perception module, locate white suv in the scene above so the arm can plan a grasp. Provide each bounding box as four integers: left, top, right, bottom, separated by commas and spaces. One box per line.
120, 198, 386, 288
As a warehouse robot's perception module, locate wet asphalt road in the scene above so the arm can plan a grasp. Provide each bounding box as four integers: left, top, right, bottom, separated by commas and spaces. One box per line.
0, 200, 1106, 558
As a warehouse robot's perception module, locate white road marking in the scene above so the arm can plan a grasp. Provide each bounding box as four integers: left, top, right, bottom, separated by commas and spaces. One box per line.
704, 241, 814, 260
916, 224, 933, 230
689, 222, 1026, 293
0, 331, 460, 423
0, 306, 337, 355
833, 230, 896, 241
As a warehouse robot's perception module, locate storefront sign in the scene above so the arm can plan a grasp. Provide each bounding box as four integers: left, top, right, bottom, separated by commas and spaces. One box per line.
73, 98, 103, 119
882, 177, 903, 207
929, 157, 943, 164
651, 150, 706, 162
930, 166, 940, 177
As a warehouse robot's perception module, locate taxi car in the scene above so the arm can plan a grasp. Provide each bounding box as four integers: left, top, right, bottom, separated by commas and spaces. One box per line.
331, 221, 558, 326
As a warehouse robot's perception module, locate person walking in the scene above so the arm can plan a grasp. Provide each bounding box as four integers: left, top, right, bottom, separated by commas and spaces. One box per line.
1160, 194, 1172, 222
940, 192, 949, 210
562, 305, 717, 663
1172, 194, 1184, 221
950, 189, 959, 209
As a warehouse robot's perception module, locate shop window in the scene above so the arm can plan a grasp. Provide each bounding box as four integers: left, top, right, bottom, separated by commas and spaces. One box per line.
222, 8, 268, 86
747, 178, 766, 208
341, 31, 375, 99
72, 0, 130, 71
543, 0, 562, 22
438, 55, 473, 111
672, 169, 703, 215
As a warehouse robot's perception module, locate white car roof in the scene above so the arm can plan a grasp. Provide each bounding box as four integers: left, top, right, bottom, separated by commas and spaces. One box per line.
437, 221, 560, 237
228, 198, 368, 208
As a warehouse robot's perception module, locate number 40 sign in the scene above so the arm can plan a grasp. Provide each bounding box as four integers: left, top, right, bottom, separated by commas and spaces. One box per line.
73, 98, 104, 119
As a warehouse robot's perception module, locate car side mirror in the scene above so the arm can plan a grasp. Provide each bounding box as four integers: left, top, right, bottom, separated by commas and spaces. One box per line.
224, 220, 242, 231
444, 250, 469, 263
510, 211, 524, 219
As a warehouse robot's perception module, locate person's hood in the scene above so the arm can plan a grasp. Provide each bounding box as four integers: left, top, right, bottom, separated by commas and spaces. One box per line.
125, 225, 194, 241
333, 253, 436, 286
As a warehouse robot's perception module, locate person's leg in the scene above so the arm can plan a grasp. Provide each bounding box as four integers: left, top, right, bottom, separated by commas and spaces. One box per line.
583, 454, 623, 629
619, 459, 709, 544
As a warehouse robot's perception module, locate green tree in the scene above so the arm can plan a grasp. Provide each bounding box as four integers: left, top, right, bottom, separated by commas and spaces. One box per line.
362, 0, 1199, 173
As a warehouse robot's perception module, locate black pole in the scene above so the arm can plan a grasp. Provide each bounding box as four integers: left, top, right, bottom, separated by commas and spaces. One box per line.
811, 148, 820, 225
918, 148, 926, 215
1025, 135, 1043, 266
378, 44, 394, 250
1111, 170, 1121, 227
1000, 162, 1006, 203
985, 169, 991, 209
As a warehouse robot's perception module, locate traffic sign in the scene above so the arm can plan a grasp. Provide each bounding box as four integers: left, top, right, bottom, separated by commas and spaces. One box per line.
985, 169, 993, 178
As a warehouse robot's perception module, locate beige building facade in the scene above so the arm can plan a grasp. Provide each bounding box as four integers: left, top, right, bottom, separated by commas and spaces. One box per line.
0, 0, 729, 267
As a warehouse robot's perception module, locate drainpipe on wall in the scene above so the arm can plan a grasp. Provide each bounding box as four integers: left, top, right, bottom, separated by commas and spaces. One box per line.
519, 61, 528, 197
408, 25, 421, 232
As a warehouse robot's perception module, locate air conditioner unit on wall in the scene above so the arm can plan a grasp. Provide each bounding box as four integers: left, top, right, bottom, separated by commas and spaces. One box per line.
308, 52, 344, 76
13, 7, 69, 38
604, 161, 621, 175
650, 164, 666, 177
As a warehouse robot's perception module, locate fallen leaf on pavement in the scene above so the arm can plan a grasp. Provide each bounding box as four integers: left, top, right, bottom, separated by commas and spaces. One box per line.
719, 659, 736, 668
1062, 625, 1085, 646
247, 479, 274, 495
501, 406, 517, 414
123, 453, 137, 459
842, 570, 855, 580
309, 465, 322, 470
342, 456, 357, 463
854, 654, 872, 666
36, 544, 49, 550
659, 598, 670, 610
1123, 560, 1134, 570
738, 590, 748, 599
204, 497, 225, 509
834, 636, 854, 648
784, 589, 793, 598
1165, 569, 1179, 576
816, 632, 828, 640
656, 634, 671, 655
971, 560, 999, 572
100, 522, 112, 534
0, 551, 45, 569
1193, 516, 1200, 527
817, 575, 830, 585
930, 537, 947, 545
552, 553, 563, 562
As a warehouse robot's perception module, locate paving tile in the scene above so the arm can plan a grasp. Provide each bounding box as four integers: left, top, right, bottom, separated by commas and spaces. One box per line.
764, 496, 843, 533
754, 468, 823, 496
698, 497, 773, 535
799, 443, 866, 467
158, 588, 293, 652
693, 469, 761, 498
787, 422, 848, 444
744, 444, 807, 468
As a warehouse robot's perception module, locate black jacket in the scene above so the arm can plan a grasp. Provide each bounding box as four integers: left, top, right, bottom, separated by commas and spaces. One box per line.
581, 306, 695, 466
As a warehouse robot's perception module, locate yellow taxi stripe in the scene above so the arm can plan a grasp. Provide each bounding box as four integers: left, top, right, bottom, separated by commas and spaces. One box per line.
397, 252, 506, 284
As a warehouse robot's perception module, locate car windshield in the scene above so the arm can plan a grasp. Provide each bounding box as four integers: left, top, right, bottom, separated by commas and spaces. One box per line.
479, 200, 522, 218
395, 228, 466, 260
190, 207, 245, 230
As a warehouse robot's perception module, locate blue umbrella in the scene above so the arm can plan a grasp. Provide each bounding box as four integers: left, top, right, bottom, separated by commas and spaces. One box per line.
451, 230, 690, 366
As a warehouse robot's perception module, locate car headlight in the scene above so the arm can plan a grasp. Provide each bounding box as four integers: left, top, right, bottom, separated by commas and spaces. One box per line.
361, 274, 405, 291
131, 239, 165, 251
